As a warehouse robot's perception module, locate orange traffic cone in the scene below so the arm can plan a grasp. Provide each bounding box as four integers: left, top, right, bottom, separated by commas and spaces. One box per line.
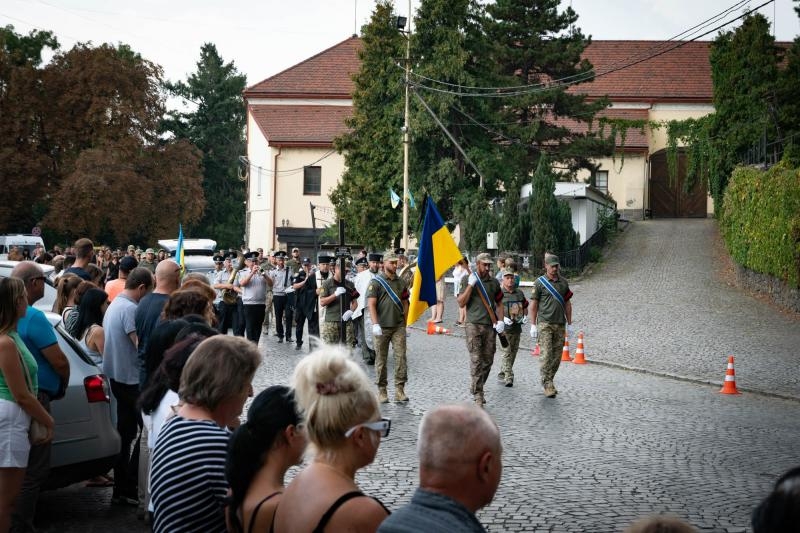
561, 334, 571, 362
719, 355, 741, 394
427, 322, 451, 335
573, 331, 587, 364
531, 343, 540, 357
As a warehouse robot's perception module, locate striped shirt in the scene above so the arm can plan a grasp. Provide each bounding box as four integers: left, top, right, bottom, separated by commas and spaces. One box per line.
150, 416, 230, 533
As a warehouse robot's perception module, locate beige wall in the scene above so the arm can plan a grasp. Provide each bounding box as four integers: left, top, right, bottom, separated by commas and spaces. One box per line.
577, 155, 647, 216
245, 108, 346, 250
647, 103, 714, 152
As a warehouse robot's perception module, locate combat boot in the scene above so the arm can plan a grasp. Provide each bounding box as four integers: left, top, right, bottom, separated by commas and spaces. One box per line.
378, 387, 389, 404
543, 382, 557, 398
394, 385, 409, 403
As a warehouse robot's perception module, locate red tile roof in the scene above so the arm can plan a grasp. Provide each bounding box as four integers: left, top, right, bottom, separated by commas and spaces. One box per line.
249, 105, 351, 147
570, 41, 713, 102
244, 36, 362, 99
555, 108, 650, 151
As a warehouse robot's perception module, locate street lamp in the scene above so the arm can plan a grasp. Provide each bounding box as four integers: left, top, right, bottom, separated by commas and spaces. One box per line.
397, 2, 411, 252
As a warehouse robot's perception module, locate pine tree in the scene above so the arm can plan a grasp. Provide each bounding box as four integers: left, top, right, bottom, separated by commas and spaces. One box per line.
484, 0, 610, 184
410, 0, 504, 235
528, 154, 577, 263
331, 1, 405, 249
164, 43, 247, 249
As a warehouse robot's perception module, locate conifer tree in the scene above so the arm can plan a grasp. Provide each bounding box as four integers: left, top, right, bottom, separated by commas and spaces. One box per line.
331, 0, 405, 249
528, 154, 577, 263
164, 43, 247, 249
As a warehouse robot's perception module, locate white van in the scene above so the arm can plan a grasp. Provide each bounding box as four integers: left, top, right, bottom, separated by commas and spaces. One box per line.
0, 234, 46, 260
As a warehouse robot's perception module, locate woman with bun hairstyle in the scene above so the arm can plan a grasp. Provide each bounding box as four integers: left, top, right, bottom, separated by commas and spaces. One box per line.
272, 345, 391, 533
225, 385, 307, 533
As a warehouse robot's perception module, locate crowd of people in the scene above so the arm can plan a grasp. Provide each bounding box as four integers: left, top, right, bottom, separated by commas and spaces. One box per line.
1, 237, 797, 532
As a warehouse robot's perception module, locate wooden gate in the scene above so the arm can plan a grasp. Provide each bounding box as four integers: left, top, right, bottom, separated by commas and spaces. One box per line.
649, 150, 707, 218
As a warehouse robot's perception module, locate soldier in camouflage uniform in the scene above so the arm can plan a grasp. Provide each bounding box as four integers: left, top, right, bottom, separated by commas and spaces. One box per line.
261, 251, 276, 334
529, 254, 573, 398
456, 253, 505, 406
367, 250, 409, 404
498, 268, 528, 387
319, 261, 358, 346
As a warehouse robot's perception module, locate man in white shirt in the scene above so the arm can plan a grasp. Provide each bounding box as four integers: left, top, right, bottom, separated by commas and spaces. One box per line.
354, 252, 382, 365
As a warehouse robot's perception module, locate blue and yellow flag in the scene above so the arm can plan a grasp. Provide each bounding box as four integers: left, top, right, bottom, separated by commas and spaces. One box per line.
175, 224, 185, 274
407, 199, 462, 326
390, 188, 401, 209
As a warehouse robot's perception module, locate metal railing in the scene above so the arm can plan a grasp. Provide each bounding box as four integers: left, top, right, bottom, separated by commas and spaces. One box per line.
556, 227, 608, 272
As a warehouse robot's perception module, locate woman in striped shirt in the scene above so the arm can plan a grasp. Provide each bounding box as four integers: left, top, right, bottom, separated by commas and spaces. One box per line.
149, 336, 261, 533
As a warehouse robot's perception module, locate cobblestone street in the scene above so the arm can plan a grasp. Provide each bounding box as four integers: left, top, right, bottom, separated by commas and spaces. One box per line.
34, 219, 799, 532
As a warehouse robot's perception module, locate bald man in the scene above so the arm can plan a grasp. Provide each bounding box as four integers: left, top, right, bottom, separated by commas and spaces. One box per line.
378, 404, 502, 533
134, 259, 181, 385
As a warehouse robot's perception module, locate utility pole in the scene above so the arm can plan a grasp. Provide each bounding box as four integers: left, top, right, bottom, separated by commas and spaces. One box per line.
401, 0, 411, 251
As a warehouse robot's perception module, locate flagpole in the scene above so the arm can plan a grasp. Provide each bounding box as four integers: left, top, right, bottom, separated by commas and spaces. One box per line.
401, 0, 411, 251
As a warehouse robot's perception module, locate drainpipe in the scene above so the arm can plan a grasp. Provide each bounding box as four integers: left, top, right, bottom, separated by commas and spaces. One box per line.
272, 147, 282, 249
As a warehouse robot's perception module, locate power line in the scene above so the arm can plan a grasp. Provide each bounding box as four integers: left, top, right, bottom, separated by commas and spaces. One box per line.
410, 0, 774, 98
407, 0, 750, 93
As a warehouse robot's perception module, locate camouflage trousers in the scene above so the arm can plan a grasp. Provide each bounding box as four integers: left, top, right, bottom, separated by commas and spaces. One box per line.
321, 320, 355, 346
262, 290, 273, 329
374, 326, 407, 388
538, 321, 566, 385
465, 323, 496, 396
499, 330, 521, 382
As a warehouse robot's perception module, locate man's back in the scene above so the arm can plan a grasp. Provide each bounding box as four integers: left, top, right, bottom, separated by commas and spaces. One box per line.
378, 488, 487, 533
102, 294, 139, 385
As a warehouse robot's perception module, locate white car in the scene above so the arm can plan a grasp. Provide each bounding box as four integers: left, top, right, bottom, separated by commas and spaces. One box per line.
157, 238, 217, 274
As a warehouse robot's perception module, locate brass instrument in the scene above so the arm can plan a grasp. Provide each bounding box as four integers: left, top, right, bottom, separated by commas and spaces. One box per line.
222, 253, 246, 305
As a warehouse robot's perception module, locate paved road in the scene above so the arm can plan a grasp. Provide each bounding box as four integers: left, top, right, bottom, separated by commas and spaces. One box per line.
33, 219, 800, 532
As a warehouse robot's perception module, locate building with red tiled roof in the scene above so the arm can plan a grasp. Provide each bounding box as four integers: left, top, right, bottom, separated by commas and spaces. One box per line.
244, 37, 736, 249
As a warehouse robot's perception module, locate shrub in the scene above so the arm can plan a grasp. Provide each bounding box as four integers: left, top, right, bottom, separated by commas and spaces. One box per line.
719, 162, 800, 288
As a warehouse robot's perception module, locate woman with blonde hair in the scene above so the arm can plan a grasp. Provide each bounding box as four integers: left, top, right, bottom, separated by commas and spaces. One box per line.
272, 345, 391, 532
0, 278, 54, 533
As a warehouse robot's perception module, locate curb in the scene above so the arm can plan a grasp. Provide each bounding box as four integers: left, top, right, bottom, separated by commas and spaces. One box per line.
407, 324, 800, 403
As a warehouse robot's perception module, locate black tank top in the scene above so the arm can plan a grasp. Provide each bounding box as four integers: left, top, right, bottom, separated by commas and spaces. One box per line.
270, 490, 390, 533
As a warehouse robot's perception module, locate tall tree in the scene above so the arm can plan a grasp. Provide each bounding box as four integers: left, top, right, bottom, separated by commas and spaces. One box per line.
332, 1, 405, 249
0, 29, 205, 244
706, 13, 780, 205
164, 43, 247, 249
484, 0, 608, 251
485, 0, 608, 165
410, 0, 504, 239
39, 43, 204, 243
0, 26, 60, 232
528, 154, 577, 263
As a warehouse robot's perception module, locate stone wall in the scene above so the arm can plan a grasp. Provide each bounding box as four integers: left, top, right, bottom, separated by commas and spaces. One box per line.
734, 263, 800, 313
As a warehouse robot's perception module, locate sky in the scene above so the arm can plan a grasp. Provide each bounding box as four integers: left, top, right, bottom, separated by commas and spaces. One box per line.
2, 0, 798, 99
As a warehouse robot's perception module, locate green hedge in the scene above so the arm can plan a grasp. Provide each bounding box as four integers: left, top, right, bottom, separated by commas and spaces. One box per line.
720, 162, 800, 288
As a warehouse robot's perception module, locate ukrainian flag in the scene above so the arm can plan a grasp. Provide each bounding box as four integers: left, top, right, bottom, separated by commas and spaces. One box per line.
176, 224, 185, 274
407, 199, 462, 326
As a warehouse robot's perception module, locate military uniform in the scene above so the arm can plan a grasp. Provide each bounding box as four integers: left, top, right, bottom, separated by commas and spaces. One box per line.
260, 253, 275, 334
367, 257, 409, 403
531, 259, 573, 396
319, 275, 358, 346
459, 257, 503, 405
292, 261, 319, 350
498, 272, 528, 387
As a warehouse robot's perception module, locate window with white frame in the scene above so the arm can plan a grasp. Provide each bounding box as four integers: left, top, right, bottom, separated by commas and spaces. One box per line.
304, 166, 321, 196
595, 170, 608, 192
